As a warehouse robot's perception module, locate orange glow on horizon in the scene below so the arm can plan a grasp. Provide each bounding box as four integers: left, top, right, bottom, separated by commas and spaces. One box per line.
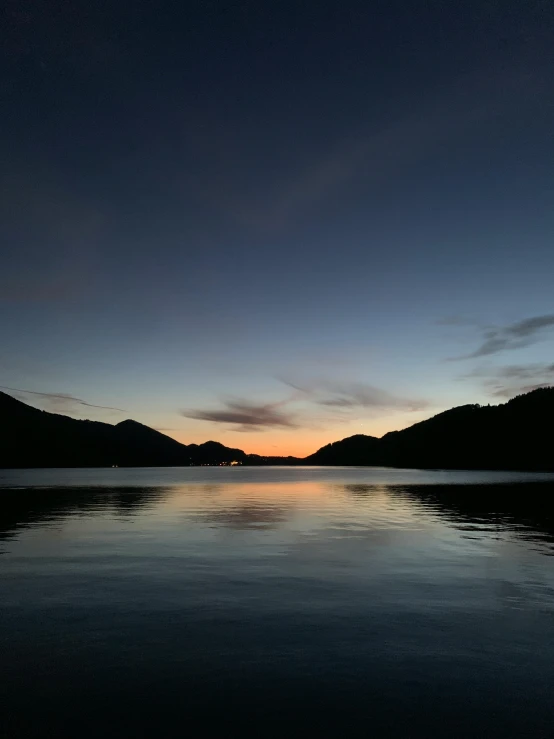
170, 429, 327, 457
169, 410, 431, 458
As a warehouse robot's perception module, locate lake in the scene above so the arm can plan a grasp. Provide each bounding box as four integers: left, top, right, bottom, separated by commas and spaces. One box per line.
1, 466, 554, 738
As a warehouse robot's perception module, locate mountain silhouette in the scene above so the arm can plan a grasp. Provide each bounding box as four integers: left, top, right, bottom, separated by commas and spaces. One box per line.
0, 392, 248, 468
307, 387, 554, 471
307, 434, 381, 466
1, 387, 553, 470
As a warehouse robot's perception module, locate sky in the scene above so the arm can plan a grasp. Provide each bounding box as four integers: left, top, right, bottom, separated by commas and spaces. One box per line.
2, 0, 554, 456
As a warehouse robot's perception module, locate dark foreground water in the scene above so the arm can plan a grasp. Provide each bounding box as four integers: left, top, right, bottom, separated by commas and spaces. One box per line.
2, 467, 554, 738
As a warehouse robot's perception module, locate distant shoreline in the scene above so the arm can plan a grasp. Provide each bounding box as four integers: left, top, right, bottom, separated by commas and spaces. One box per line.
2, 387, 553, 472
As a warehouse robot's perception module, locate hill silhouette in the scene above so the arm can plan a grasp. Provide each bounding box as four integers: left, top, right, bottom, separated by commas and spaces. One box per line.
1, 387, 553, 470
307, 434, 381, 466
307, 387, 554, 471
0, 392, 250, 468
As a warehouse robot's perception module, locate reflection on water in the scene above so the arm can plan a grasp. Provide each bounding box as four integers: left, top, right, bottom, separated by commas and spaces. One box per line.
1, 467, 554, 738
197, 501, 290, 529
397, 483, 554, 552
0, 486, 168, 543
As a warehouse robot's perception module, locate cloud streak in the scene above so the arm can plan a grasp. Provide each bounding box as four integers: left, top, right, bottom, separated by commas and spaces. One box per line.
182, 399, 299, 431
183, 379, 427, 433
0, 386, 124, 413
461, 363, 554, 399
280, 378, 427, 412
189, 62, 537, 233
451, 315, 554, 359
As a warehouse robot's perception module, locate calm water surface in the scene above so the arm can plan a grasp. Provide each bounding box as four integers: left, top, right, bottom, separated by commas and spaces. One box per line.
1, 467, 554, 738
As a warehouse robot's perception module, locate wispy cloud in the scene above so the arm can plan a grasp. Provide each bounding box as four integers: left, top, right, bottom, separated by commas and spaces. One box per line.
189, 63, 536, 232
492, 382, 554, 399
451, 315, 554, 359
184, 378, 427, 433
0, 386, 124, 414
461, 363, 554, 399
280, 378, 427, 412
488, 363, 554, 381
194, 104, 489, 233
182, 399, 299, 431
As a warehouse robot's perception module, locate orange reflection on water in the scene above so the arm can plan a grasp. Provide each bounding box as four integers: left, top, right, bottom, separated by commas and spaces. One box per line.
157, 480, 431, 532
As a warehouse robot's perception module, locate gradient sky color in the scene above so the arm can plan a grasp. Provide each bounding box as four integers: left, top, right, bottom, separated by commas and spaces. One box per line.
2, 1, 554, 456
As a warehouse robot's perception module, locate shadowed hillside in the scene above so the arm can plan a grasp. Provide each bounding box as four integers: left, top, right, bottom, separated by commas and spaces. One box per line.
306, 387, 554, 471
0, 392, 250, 468
306, 434, 381, 466
1, 387, 553, 470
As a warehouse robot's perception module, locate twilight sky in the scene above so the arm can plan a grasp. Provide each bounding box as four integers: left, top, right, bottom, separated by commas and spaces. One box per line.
2, 0, 554, 455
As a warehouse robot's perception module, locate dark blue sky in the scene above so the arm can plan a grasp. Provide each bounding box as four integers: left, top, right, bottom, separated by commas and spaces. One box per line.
2, 0, 554, 454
